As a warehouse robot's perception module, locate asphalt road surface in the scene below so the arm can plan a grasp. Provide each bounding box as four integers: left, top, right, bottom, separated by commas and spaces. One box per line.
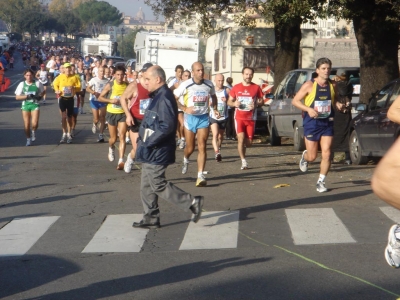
1, 53, 400, 300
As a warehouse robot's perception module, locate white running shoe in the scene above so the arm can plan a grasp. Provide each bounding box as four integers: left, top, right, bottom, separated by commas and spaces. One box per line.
97, 134, 104, 143
92, 123, 97, 134
385, 224, 400, 268
316, 181, 328, 193
126, 138, 131, 145
179, 139, 186, 149
108, 147, 115, 162
176, 139, 181, 147
241, 160, 248, 170
67, 134, 73, 144
182, 161, 189, 174
26, 138, 31, 146
70, 129, 75, 138
124, 157, 134, 173
31, 131, 36, 142
196, 174, 207, 187
60, 134, 67, 144
299, 150, 308, 172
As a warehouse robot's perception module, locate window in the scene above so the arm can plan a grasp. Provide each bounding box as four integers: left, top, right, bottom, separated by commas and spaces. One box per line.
214, 49, 219, 72
369, 84, 394, 110
294, 71, 308, 94
222, 47, 227, 69
243, 48, 274, 73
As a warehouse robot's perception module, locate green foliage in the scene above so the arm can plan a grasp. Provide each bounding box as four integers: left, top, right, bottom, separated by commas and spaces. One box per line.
15, 8, 47, 37
116, 27, 141, 58
75, 0, 123, 28
0, 0, 42, 32
57, 12, 82, 35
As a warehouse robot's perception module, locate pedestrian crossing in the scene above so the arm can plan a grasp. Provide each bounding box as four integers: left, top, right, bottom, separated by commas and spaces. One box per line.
0, 207, 399, 257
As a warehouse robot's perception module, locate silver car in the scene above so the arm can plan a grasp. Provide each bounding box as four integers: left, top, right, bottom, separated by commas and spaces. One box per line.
267, 68, 360, 151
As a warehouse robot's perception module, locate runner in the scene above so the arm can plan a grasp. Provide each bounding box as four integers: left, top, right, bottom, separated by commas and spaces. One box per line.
35, 64, 50, 104
53, 62, 82, 144
210, 74, 230, 162
15, 69, 45, 146
98, 65, 128, 170
46, 55, 56, 83
228, 67, 263, 170
291, 57, 338, 193
76, 61, 86, 114
174, 69, 191, 150
168, 64, 183, 89
174, 62, 219, 187
87, 66, 108, 143
120, 62, 152, 173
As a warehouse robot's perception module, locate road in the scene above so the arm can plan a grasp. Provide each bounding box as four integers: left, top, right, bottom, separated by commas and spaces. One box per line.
1, 53, 400, 300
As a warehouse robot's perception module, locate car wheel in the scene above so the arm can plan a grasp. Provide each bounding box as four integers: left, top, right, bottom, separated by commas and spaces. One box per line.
349, 130, 368, 165
293, 122, 305, 151
269, 118, 281, 146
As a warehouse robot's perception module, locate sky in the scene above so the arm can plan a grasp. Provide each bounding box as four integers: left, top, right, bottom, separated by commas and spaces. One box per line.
103, 0, 163, 21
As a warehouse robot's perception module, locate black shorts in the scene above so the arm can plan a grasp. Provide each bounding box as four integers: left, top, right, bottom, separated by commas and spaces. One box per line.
106, 112, 126, 126
59, 97, 74, 118
128, 118, 142, 133
210, 117, 228, 130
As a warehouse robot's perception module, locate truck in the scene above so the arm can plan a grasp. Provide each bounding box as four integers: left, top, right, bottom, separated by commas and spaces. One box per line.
79, 35, 115, 57
0, 35, 10, 51
134, 31, 199, 79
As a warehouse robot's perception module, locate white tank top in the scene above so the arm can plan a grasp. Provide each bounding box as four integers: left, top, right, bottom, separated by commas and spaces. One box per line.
210, 88, 228, 120
38, 70, 48, 84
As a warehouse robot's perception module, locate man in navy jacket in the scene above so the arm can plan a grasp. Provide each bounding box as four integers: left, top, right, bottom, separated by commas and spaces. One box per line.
133, 65, 204, 229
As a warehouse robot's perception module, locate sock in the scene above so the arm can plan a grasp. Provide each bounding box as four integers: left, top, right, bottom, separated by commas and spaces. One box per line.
242, 159, 247, 163
109, 147, 114, 153
181, 137, 185, 141
118, 158, 124, 164
183, 157, 189, 163
318, 174, 326, 182
198, 172, 203, 178
127, 153, 133, 162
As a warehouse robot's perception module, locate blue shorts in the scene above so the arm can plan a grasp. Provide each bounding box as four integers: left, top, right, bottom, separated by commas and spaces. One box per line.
90, 99, 107, 110
74, 107, 79, 115
304, 123, 334, 141
184, 113, 209, 133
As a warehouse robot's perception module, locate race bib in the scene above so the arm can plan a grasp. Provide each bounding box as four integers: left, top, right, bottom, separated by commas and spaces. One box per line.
193, 91, 208, 107
314, 100, 331, 118
217, 103, 225, 114
63, 86, 73, 97
140, 98, 151, 115
237, 96, 253, 111
112, 96, 122, 109
96, 83, 104, 92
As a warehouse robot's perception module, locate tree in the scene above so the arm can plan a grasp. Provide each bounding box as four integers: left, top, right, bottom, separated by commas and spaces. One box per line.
329, 0, 399, 103
0, 0, 41, 32
117, 28, 140, 58
15, 8, 47, 40
74, 0, 123, 33
48, 0, 70, 15
58, 12, 82, 38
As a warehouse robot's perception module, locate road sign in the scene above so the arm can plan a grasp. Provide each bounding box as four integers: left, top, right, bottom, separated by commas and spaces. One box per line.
107, 26, 116, 42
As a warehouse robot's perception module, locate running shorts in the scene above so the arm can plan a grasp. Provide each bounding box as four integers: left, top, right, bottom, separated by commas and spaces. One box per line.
304, 122, 334, 141
235, 119, 255, 140
184, 113, 209, 133
210, 117, 227, 130
128, 117, 142, 133
106, 112, 126, 126
21, 101, 39, 112
90, 99, 107, 109
59, 97, 74, 118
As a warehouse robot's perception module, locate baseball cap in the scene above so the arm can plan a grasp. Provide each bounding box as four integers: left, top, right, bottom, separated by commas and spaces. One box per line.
63, 62, 72, 68
140, 62, 153, 72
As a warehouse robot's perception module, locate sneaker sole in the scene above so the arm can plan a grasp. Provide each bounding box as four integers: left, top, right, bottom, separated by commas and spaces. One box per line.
385, 225, 400, 268
117, 162, 125, 170
196, 180, 207, 187
182, 164, 188, 174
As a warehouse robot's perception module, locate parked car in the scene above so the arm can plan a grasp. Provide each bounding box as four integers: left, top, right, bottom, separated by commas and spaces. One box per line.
104, 56, 124, 63
113, 61, 126, 68
267, 67, 360, 151
125, 58, 136, 69
349, 78, 400, 164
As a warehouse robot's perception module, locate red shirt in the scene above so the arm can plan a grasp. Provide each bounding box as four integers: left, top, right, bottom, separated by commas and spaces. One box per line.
129, 83, 151, 120
229, 82, 263, 120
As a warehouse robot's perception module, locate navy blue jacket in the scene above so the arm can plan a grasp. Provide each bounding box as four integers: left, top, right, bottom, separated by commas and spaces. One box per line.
136, 84, 177, 165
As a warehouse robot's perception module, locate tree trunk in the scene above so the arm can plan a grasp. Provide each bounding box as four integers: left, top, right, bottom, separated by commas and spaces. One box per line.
273, 18, 302, 90
353, 14, 399, 103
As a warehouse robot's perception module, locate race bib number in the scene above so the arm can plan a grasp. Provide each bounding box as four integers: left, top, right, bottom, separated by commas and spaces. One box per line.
112, 96, 122, 109
140, 98, 151, 115
96, 83, 104, 93
314, 100, 331, 118
237, 96, 253, 111
193, 91, 208, 107
217, 103, 225, 114
63, 86, 73, 97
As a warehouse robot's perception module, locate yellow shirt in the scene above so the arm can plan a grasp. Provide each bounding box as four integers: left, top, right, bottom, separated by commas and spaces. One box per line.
107, 80, 127, 114
53, 74, 81, 98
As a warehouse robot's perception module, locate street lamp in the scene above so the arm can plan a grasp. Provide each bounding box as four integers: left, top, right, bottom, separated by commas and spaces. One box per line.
120, 27, 125, 58
210, 17, 217, 32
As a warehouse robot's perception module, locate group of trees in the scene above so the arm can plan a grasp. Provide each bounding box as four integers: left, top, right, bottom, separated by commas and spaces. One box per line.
0, 0, 123, 41
146, 0, 400, 103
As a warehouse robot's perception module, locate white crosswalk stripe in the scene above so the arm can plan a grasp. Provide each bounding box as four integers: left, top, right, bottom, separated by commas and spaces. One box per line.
380, 207, 400, 223
82, 214, 148, 253
1, 207, 398, 256
179, 211, 239, 250
0, 216, 60, 256
285, 208, 356, 245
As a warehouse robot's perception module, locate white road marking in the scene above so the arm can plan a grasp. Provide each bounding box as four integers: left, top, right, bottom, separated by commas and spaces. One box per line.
0, 216, 60, 256
286, 208, 356, 245
380, 207, 400, 223
82, 214, 148, 253
179, 211, 239, 250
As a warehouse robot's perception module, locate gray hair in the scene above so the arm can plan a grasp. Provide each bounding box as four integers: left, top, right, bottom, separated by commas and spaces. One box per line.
151, 66, 166, 83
